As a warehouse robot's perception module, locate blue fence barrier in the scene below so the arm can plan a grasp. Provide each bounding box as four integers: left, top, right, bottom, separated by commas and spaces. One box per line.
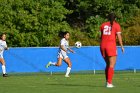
1, 46, 140, 73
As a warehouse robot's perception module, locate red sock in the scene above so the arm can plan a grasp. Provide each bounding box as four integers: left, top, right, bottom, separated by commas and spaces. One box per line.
105, 66, 109, 81
107, 67, 114, 84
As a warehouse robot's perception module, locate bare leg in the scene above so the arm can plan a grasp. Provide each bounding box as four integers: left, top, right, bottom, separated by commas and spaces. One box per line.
108, 56, 116, 68
64, 57, 72, 77
46, 57, 63, 68
55, 58, 63, 66
64, 57, 72, 68
0, 58, 7, 75
0, 58, 5, 65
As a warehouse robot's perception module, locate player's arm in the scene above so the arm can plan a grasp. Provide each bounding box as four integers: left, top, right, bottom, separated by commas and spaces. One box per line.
117, 33, 124, 53
4, 43, 9, 50
99, 25, 102, 41
98, 31, 101, 41
60, 45, 67, 52
67, 48, 74, 53
5, 47, 9, 50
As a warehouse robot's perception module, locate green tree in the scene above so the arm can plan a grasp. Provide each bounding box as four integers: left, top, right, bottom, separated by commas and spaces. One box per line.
0, 0, 72, 47
0, 0, 140, 46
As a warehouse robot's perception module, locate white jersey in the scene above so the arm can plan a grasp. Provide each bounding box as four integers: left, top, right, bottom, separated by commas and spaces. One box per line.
0, 40, 7, 55
58, 38, 69, 59
59, 38, 69, 52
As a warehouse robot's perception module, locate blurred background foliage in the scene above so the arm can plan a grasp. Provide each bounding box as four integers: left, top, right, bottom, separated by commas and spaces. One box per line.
0, 0, 140, 47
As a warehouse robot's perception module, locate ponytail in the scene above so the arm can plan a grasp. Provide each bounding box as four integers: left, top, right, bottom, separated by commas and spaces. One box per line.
108, 13, 116, 31
58, 31, 69, 38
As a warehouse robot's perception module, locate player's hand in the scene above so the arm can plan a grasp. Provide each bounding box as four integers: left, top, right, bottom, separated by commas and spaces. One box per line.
65, 50, 70, 53
121, 47, 124, 53
70, 50, 75, 53
5, 47, 9, 50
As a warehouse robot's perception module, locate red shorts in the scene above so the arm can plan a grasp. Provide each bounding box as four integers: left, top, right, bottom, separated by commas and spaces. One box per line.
100, 46, 117, 57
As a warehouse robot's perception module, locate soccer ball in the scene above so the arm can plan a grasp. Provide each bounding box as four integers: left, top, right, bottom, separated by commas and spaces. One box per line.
75, 41, 82, 48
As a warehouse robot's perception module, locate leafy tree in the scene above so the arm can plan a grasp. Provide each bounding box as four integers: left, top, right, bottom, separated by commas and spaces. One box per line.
0, 0, 140, 46
0, 0, 72, 46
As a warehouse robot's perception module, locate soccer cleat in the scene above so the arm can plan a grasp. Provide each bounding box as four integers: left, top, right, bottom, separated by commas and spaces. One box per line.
106, 82, 114, 88
3, 74, 8, 77
46, 61, 51, 68
65, 75, 70, 78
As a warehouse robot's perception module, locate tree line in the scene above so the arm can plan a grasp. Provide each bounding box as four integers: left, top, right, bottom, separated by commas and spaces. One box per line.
0, 0, 140, 47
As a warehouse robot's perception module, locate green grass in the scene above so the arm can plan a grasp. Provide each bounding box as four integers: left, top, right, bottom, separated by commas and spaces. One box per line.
0, 72, 140, 93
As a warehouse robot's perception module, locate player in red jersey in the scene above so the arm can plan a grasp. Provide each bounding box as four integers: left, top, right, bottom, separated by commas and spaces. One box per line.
100, 13, 124, 88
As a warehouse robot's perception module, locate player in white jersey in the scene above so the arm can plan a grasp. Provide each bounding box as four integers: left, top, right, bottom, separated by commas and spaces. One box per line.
46, 31, 74, 77
0, 33, 9, 77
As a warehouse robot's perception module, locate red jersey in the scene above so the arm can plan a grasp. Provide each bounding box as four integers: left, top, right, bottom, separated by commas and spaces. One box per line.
100, 21, 121, 46
100, 21, 121, 57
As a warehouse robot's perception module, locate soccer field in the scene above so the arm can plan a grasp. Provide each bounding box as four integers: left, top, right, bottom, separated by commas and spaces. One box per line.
0, 72, 139, 93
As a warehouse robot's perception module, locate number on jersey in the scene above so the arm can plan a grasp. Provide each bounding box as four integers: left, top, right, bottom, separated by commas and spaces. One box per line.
103, 25, 111, 35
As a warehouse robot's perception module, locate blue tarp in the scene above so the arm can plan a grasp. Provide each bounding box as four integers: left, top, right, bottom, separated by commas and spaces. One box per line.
2, 46, 140, 73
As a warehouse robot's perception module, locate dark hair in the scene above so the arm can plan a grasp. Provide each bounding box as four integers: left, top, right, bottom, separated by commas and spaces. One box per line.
0, 33, 6, 37
108, 13, 116, 31
0, 33, 6, 39
58, 31, 69, 38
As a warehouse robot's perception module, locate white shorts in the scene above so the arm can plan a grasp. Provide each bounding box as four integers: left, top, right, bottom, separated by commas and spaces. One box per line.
57, 51, 68, 60
0, 53, 3, 58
